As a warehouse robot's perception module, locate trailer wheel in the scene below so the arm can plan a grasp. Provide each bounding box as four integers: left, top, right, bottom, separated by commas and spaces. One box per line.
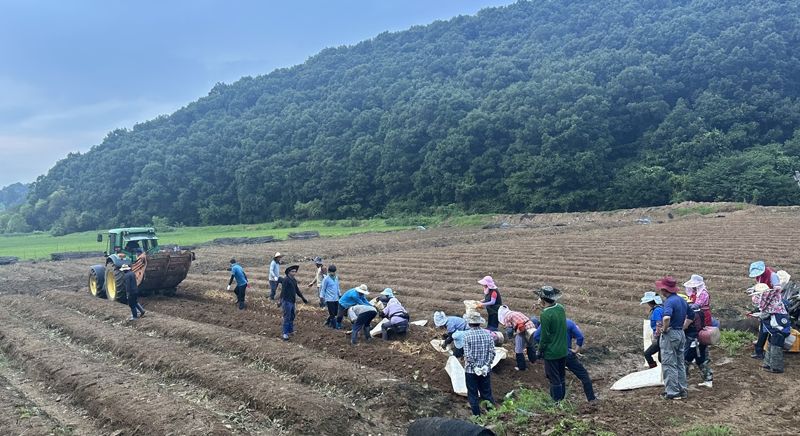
88, 265, 106, 298
104, 264, 128, 303
162, 287, 177, 297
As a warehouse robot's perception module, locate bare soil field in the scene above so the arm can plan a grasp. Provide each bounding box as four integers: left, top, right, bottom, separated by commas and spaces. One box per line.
1, 203, 799, 435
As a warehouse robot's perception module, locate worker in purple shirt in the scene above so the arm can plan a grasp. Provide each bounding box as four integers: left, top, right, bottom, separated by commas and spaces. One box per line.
533, 317, 597, 403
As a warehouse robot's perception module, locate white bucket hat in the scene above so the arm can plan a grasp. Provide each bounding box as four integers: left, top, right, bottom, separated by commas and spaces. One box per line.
465, 312, 486, 326
433, 311, 447, 327
683, 274, 705, 288
356, 284, 369, 295
273, 252, 282, 258
120, 264, 131, 271
777, 270, 791, 287
640, 291, 662, 305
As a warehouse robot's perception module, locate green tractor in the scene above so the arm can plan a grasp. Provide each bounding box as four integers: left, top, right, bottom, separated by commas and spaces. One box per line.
88, 227, 194, 302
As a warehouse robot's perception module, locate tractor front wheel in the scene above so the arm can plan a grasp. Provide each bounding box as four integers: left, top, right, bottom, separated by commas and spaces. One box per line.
104, 264, 128, 303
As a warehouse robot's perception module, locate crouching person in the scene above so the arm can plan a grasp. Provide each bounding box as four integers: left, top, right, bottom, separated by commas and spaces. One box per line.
498, 305, 536, 371
377, 288, 409, 340
349, 304, 377, 345
462, 312, 497, 416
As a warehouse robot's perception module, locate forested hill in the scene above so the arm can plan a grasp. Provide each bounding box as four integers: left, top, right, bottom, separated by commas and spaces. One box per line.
9, 0, 800, 234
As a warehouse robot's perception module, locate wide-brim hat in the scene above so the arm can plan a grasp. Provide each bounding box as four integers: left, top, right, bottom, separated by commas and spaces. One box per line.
285, 265, 299, 275
683, 274, 705, 288
749, 261, 766, 278
273, 252, 282, 258
465, 312, 486, 325
120, 264, 131, 271
497, 305, 510, 324
313, 256, 323, 264
433, 311, 447, 327
478, 276, 498, 289
356, 284, 369, 295
640, 291, 662, 305
777, 270, 791, 287
535, 285, 562, 301
655, 276, 680, 294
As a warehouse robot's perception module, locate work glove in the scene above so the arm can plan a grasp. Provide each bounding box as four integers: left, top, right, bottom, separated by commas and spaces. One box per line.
226, 285, 231, 291
319, 298, 325, 307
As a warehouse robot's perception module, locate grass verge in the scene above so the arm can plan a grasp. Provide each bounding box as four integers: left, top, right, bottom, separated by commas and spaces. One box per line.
682, 424, 734, 436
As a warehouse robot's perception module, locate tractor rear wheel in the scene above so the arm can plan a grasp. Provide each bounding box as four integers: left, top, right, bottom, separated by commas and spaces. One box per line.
104, 264, 128, 303
88, 267, 106, 298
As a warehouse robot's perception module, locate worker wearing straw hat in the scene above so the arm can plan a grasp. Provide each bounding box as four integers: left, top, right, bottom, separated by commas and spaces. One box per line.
268, 252, 283, 300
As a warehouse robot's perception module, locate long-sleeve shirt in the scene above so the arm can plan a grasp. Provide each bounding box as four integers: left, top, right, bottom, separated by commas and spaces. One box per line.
463, 327, 495, 374
319, 275, 340, 302
278, 276, 306, 304
348, 304, 377, 321
533, 318, 584, 349
482, 289, 502, 317
229, 263, 247, 286
539, 303, 568, 360
382, 298, 408, 324
445, 316, 468, 334
503, 311, 534, 333
338, 289, 370, 310
269, 260, 280, 282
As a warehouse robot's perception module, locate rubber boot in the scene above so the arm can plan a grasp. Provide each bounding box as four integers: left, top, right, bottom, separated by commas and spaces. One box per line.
751, 343, 764, 359
763, 345, 772, 370
769, 345, 784, 373
515, 353, 527, 371
382, 329, 389, 341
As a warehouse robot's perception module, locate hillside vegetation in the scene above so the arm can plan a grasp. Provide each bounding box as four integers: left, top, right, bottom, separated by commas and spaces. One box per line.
4, 0, 800, 235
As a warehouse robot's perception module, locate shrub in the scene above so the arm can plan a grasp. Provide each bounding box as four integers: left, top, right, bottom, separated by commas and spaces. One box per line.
718, 329, 756, 357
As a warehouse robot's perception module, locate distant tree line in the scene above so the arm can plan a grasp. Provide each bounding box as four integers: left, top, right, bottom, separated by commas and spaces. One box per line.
2, 0, 800, 235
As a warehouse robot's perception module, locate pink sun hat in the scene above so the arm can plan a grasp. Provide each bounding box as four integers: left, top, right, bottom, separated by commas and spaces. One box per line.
478, 276, 498, 289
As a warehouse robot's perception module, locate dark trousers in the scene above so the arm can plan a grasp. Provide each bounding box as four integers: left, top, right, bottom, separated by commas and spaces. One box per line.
566, 352, 596, 401
465, 372, 495, 416
325, 301, 339, 327
644, 341, 661, 367
684, 339, 708, 365
336, 304, 348, 326
235, 284, 247, 309
127, 292, 140, 318
544, 357, 567, 402
281, 300, 295, 335
269, 280, 278, 300
351, 311, 376, 344
381, 319, 409, 340
487, 312, 499, 331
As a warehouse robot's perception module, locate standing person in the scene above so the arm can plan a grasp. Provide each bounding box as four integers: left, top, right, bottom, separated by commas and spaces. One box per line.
684, 304, 714, 387
476, 276, 502, 331
462, 312, 497, 416
750, 280, 790, 373
532, 316, 597, 403
657, 276, 689, 400
121, 264, 144, 321
336, 285, 371, 329
434, 311, 469, 349
535, 285, 568, 402
227, 258, 249, 310
276, 265, 309, 341
749, 261, 784, 359
497, 305, 536, 371
641, 291, 664, 368
307, 256, 327, 304
319, 264, 340, 328
268, 252, 283, 300
684, 274, 712, 326
348, 303, 377, 345
377, 288, 410, 340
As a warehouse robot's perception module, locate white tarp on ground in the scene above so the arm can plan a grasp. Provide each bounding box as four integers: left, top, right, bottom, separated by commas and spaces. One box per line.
610, 320, 664, 391
444, 348, 508, 396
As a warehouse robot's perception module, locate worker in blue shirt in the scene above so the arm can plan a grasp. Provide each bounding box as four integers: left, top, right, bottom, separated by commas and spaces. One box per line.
532, 317, 597, 403
227, 258, 249, 310
335, 284, 371, 328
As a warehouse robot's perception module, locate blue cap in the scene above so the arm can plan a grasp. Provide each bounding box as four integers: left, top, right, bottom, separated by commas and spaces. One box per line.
749, 261, 766, 278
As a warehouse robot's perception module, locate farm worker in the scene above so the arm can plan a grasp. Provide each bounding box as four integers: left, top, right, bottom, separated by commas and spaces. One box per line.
227, 258, 249, 310
276, 265, 309, 341
657, 275, 689, 400
497, 305, 536, 371
452, 327, 504, 358
121, 264, 144, 320
684, 304, 714, 387
684, 274, 712, 326
535, 285, 568, 402
348, 304, 377, 345
641, 291, 664, 368
377, 288, 410, 340
307, 257, 327, 304
462, 312, 497, 416
434, 311, 468, 349
268, 252, 282, 300
319, 264, 340, 329
749, 261, 783, 359
750, 281, 790, 373
532, 317, 597, 403
476, 276, 502, 331
777, 270, 800, 326
336, 285, 371, 329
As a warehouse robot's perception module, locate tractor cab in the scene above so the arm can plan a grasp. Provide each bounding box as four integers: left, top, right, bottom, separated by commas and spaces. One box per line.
98, 227, 159, 262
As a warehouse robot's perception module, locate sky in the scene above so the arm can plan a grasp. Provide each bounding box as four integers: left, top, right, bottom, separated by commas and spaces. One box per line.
0, 0, 513, 188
